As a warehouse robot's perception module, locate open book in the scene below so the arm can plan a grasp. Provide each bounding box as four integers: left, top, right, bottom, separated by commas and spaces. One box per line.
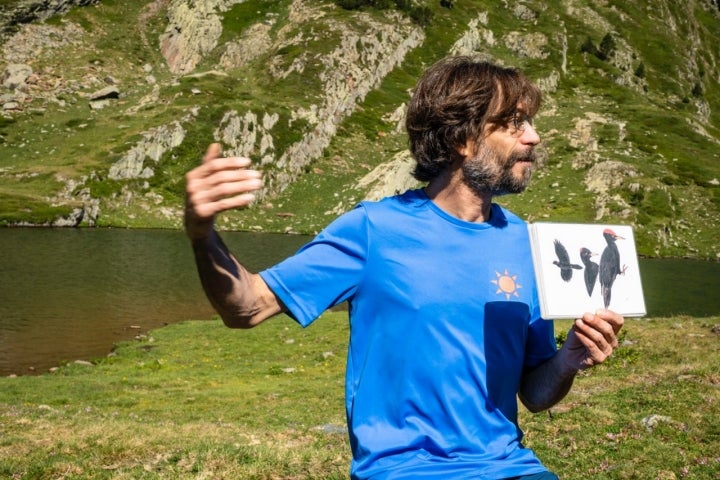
528, 222, 647, 319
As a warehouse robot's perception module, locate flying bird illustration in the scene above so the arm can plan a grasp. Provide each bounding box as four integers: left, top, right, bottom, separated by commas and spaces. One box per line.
552, 239, 582, 282
579, 247, 599, 297
599, 229, 627, 308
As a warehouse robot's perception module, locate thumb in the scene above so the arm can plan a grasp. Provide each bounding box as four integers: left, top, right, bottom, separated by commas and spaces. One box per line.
203, 143, 222, 164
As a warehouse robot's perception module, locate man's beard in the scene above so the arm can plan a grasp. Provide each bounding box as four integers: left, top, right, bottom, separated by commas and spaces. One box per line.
461, 142, 535, 196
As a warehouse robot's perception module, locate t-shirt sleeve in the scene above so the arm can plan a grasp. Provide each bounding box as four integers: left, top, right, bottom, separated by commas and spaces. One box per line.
260, 205, 369, 327
524, 293, 558, 369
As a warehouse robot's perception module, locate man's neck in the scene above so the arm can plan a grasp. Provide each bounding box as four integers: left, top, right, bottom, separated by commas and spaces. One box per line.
424, 169, 494, 223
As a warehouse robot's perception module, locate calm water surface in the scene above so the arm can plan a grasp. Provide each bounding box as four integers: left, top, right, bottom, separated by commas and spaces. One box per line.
1, 228, 719, 376
0, 228, 309, 376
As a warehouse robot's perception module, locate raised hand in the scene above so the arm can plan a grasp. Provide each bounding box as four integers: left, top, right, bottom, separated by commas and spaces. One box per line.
184, 143, 264, 241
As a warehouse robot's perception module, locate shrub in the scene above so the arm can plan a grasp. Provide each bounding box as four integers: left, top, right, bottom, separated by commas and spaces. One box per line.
335, 0, 368, 9
634, 62, 645, 78
409, 6, 433, 26
598, 33, 616, 60
580, 36, 599, 56
334, 0, 434, 26
691, 82, 703, 97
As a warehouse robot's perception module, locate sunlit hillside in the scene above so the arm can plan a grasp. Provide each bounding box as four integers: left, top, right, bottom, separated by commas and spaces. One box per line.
1, 0, 719, 259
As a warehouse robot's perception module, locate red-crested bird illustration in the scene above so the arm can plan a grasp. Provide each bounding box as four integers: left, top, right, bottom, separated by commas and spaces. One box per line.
553, 239, 582, 282
579, 247, 599, 297
599, 229, 627, 308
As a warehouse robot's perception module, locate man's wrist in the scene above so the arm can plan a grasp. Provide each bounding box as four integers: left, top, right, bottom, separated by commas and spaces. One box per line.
186, 219, 215, 244
556, 346, 582, 377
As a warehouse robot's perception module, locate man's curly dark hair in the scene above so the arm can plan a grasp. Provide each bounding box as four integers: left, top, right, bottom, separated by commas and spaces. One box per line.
406, 56, 542, 182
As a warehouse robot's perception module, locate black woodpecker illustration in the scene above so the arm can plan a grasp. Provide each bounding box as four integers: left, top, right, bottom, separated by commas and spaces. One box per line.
579, 247, 599, 297
599, 229, 627, 308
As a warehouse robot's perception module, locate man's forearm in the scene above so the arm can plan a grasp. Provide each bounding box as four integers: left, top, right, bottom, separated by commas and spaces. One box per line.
192, 230, 280, 328
520, 311, 624, 412
518, 351, 578, 413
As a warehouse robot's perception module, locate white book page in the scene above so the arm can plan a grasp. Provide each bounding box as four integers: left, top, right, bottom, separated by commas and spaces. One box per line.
528, 222, 647, 319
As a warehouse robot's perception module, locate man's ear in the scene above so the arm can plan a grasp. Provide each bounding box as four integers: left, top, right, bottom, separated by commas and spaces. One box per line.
456, 140, 473, 159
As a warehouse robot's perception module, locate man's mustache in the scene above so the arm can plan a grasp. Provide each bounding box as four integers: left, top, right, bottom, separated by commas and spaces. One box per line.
508, 150, 536, 165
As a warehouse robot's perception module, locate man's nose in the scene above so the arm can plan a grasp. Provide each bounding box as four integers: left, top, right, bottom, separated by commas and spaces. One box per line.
520, 123, 540, 146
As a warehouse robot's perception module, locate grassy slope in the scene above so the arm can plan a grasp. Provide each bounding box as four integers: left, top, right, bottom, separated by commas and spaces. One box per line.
0, 0, 719, 259
0, 312, 718, 478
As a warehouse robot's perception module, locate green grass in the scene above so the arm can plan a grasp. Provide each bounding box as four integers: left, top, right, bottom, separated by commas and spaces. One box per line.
527, 318, 720, 479
1, 313, 718, 479
0, 314, 350, 479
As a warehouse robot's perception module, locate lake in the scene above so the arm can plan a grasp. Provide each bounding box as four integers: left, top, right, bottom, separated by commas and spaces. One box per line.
1, 228, 719, 376
0, 228, 309, 376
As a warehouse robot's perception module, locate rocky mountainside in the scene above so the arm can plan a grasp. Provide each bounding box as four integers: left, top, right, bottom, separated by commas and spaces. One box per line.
0, 0, 719, 259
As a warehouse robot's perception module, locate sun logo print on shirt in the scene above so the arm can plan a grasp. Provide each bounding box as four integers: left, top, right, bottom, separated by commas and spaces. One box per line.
492, 269, 522, 300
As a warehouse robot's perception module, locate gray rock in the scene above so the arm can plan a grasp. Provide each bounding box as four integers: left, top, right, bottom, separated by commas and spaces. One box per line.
1, 0, 100, 31
641, 414, 674, 431
1, 63, 33, 90
88, 86, 120, 101
89, 99, 110, 110
0, 93, 18, 103
52, 207, 84, 227
108, 119, 189, 180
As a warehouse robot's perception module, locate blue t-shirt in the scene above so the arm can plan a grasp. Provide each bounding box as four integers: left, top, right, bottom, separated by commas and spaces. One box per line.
260, 189, 557, 480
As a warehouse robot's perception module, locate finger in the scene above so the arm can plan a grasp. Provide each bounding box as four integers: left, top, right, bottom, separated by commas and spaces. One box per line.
188, 174, 263, 210
575, 317, 616, 355
186, 168, 262, 202
189, 156, 255, 182
580, 312, 619, 347
199, 167, 263, 189
203, 143, 222, 164
193, 192, 259, 218
571, 328, 611, 364
594, 309, 625, 334
200, 176, 264, 203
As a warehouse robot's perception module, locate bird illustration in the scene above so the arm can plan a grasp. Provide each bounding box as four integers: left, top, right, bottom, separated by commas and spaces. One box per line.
552, 239, 582, 282
599, 229, 627, 308
579, 247, 599, 297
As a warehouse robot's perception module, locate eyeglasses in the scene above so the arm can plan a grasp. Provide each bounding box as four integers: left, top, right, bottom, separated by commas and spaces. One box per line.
508, 112, 534, 134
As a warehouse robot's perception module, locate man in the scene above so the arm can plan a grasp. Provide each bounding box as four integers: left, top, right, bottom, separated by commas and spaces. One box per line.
184, 56, 624, 480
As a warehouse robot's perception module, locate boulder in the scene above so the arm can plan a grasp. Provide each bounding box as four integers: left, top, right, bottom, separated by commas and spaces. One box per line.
1, 63, 33, 90
88, 86, 120, 101
2, 101, 21, 111
159, 0, 225, 74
